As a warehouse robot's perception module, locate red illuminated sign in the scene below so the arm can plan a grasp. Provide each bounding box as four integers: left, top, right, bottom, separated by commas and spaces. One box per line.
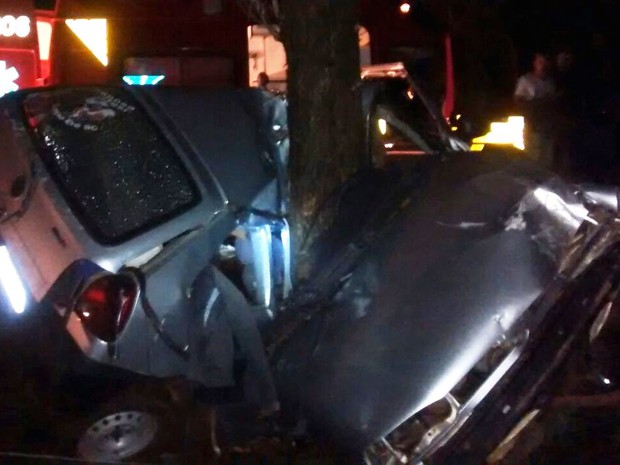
0, 15, 31, 38
0, 0, 36, 50
0, 50, 37, 96
0, 1, 38, 94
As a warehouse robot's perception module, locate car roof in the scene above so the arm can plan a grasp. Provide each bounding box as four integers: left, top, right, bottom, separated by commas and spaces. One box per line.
361, 62, 409, 80
133, 87, 285, 209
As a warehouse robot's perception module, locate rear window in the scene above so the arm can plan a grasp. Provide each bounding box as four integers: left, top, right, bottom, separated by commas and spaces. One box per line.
23, 87, 199, 244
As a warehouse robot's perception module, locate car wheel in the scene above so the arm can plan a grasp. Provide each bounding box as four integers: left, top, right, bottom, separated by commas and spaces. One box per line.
61, 384, 182, 463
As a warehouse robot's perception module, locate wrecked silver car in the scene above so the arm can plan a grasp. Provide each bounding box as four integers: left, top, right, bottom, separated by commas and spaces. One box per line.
1, 80, 620, 464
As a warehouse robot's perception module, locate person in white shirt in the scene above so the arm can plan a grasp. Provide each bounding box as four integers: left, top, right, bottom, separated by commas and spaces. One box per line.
515, 53, 558, 167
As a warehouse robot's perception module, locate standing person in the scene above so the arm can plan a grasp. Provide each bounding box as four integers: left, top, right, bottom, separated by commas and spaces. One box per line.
580, 33, 618, 182
514, 53, 557, 168
554, 48, 581, 176
555, 48, 580, 113
257, 72, 270, 91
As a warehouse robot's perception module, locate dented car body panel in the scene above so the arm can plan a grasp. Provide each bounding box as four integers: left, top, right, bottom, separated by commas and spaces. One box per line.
2, 76, 620, 462
0, 86, 288, 383
272, 153, 620, 450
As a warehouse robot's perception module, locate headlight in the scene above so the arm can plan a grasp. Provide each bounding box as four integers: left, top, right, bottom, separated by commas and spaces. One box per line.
365, 330, 529, 464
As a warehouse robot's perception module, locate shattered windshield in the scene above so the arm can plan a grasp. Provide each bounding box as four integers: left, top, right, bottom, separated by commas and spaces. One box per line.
23, 87, 199, 244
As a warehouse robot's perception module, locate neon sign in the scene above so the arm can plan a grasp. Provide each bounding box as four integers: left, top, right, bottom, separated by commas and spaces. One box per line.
122, 75, 165, 86
0, 60, 20, 97
0, 15, 30, 38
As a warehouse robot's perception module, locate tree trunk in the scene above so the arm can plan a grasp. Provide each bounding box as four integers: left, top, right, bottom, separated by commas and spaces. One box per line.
279, 0, 364, 278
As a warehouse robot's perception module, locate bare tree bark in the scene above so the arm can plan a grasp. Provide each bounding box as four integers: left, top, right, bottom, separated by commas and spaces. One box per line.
238, 0, 365, 278
279, 0, 364, 277
236, 0, 280, 31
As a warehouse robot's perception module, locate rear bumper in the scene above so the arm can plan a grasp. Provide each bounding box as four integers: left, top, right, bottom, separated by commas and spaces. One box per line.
0, 254, 123, 378
434, 252, 620, 464
11, 300, 147, 386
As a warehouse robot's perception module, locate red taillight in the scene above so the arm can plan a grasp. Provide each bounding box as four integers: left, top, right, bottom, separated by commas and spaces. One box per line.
74, 274, 139, 342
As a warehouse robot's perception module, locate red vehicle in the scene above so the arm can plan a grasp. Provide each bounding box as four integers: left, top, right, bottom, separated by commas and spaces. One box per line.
1, 0, 455, 117
0, 0, 250, 95
0, 0, 42, 97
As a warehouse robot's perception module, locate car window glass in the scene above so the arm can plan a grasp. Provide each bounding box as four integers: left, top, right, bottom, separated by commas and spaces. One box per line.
23, 87, 199, 244
372, 105, 432, 158
370, 78, 444, 159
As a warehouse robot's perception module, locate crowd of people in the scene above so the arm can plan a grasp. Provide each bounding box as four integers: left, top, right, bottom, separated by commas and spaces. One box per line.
514, 35, 618, 182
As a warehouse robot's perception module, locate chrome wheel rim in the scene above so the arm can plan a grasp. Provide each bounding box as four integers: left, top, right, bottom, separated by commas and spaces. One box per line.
77, 410, 158, 461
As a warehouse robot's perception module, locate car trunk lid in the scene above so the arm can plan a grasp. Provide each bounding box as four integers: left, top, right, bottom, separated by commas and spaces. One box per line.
1, 87, 202, 302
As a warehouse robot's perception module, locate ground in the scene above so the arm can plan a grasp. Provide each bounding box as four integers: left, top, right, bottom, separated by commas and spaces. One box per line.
1, 289, 620, 464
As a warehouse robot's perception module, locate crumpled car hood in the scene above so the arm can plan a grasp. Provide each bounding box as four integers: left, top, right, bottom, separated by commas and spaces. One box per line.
273, 152, 601, 447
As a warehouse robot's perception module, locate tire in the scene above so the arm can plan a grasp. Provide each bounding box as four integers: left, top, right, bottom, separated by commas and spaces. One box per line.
59, 383, 183, 463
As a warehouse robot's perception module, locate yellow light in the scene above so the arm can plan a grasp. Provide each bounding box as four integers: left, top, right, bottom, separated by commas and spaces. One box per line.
471, 116, 525, 151
456, 114, 462, 120
470, 143, 485, 152
399, 2, 412, 14
66, 19, 108, 66
451, 126, 458, 131
378, 118, 387, 135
